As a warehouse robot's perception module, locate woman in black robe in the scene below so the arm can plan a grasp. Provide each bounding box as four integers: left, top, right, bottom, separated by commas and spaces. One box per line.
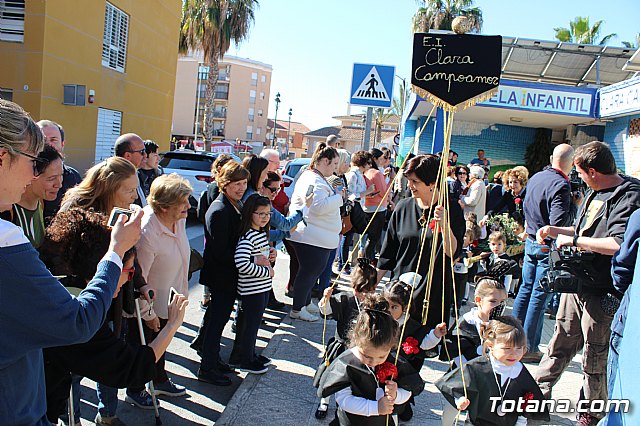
377, 155, 466, 331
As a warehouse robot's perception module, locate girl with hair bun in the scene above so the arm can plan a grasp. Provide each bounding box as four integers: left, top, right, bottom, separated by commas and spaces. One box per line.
317, 294, 424, 426
436, 316, 549, 426
383, 273, 447, 421
313, 258, 378, 419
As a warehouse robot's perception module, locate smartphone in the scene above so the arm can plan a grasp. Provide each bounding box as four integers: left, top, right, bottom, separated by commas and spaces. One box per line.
306, 185, 315, 197
168, 287, 178, 305
107, 207, 133, 228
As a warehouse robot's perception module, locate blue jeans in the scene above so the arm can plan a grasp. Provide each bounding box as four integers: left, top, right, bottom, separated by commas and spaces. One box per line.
512, 238, 551, 351
338, 231, 354, 267
97, 382, 118, 417
316, 248, 337, 292
547, 292, 561, 314
201, 287, 237, 371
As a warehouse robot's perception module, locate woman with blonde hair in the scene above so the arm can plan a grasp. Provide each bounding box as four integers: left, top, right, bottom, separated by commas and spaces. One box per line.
61, 156, 138, 214
133, 173, 192, 397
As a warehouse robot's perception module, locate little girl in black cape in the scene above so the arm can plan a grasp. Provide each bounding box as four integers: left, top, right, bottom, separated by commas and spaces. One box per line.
317, 294, 424, 426
436, 316, 549, 426
383, 272, 447, 421
439, 278, 508, 425
313, 258, 378, 419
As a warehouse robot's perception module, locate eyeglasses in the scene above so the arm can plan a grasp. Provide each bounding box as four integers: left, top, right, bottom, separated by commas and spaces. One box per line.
122, 266, 135, 281
265, 186, 280, 194
126, 148, 146, 155
253, 212, 272, 219
14, 148, 49, 177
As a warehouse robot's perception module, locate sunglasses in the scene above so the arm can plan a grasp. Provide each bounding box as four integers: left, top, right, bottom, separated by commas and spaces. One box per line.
458, 172, 468, 175
122, 266, 135, 281
15, 149, 49, 177
126, 148, 146, 155
265, 186, 280, 194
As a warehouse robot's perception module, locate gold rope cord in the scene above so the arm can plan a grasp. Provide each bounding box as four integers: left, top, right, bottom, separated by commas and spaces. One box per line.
320, 105, 437, 366
412, 86, 499, 113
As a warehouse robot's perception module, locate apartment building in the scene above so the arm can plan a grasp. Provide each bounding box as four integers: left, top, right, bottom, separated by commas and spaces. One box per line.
0, 0, 181, 171
172, 54, 272, 149
266, 119, 310, 158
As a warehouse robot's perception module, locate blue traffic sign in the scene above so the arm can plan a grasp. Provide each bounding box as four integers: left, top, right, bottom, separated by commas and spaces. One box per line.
350, 63, 395, 108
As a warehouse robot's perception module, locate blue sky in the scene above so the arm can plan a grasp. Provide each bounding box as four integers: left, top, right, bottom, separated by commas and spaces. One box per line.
231, 0, 640, 130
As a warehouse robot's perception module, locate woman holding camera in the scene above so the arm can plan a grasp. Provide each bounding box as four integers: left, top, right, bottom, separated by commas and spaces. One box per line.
42, 208, 188, 424
0, 99, 141, 425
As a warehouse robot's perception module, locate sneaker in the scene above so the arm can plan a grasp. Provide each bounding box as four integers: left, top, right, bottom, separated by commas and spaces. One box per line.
576, 413, 598, 426
238, 360, 268, 374
153, 379, 186, 397
267, 297, 285, 310
290, 307, 319, 322
306, 301, 320, 314
521, 351, 544, 364
58, 419, 82, 426
125, 390, 158, 410
256, 354, 272, 366
197, 367, 232, 386
95, 414, 127, 425
200, 299, 210, 310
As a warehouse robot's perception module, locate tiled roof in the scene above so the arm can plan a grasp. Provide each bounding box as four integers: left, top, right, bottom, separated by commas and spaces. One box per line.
304, 126, 341, 137
304, 125, 397, 142
332, 114, 401, 124
267, 119, 311, 133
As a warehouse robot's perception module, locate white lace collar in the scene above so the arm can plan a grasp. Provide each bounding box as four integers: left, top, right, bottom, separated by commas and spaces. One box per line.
489, 353, 523, 386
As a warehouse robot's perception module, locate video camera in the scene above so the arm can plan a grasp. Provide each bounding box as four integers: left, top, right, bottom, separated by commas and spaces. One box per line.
539, 245, 596, 294
568, 167, 587, 196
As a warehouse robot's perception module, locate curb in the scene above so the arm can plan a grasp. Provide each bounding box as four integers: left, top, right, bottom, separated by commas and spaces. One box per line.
214, 313, 294, 425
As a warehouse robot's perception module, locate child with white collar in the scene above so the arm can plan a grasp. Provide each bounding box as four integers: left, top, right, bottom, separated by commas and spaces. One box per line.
436, 316, 549, 426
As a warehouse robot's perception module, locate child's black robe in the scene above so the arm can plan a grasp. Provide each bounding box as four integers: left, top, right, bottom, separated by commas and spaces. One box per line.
435, 356, 549, 425
318, 350, 424, 426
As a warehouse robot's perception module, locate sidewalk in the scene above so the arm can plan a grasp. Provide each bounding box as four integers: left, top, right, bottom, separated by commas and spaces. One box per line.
216, 253, 583, 426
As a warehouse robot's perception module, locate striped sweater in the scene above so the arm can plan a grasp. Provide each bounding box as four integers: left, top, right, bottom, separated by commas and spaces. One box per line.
235, 228, 272, 295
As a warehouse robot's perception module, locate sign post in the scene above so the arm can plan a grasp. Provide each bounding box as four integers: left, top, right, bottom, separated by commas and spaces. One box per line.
350, 63, 395, 150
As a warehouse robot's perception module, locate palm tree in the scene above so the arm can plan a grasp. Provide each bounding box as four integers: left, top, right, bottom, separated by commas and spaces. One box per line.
372, 108, 396, 146
180, 0, 259, 147
412, 0, 482, 34
553, 16, 617, 45
622, 33, 640, 49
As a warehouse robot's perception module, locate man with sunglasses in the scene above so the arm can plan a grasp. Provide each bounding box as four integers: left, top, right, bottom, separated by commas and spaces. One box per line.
115, 133, 147, 207
37, 120, 83, 221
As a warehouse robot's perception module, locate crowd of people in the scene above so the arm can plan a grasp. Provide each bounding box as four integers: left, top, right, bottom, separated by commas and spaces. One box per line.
1, 95, 639, 426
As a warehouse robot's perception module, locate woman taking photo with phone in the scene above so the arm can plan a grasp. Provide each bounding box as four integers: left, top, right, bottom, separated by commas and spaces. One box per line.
286, 143, 344, 322
0, 99, 141, 425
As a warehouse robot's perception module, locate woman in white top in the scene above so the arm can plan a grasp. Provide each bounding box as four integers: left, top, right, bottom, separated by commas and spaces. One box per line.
287, 142, 344, 321
136, 173, 192, 397
459, 165, 487, 224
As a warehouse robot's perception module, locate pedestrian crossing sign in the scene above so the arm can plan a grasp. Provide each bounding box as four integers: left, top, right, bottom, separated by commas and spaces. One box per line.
350, 63, 395, 108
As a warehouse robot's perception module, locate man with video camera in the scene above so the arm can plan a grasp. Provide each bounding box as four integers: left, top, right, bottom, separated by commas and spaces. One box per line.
534, 141, 640, 426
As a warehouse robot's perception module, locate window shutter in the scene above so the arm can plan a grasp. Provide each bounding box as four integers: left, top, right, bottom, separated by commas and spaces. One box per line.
102, 2, 129, 73
0, 0, 25, 43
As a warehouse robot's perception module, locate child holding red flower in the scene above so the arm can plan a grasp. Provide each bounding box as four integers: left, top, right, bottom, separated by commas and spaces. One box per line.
382, 274, 447, 421
317, 294, 423, 426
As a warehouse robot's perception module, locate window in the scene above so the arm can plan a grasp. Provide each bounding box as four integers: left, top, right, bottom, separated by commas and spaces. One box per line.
246, 126, 253, 140
0, 88, 13, 101
258, 109, 263, 117
260, 92, 265, 100
102, 2, 129, 73
63, 85, 86, 106
248, 107, 254, 122
214, 84, 228, 99
251, 72, 257, 86
261, 75, 266, 83
249, 90, 256, 104
95, 108, 122, 162
198, 66, 209, 81
256, 127, 261, 135
0, 0, 24, 42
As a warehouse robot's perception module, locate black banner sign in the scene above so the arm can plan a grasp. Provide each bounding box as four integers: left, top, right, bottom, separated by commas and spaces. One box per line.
411, 33, 502, 110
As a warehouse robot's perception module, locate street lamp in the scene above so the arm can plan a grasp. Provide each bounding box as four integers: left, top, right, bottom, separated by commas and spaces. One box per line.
272, 92, 281, 149
287, 108, 292, 158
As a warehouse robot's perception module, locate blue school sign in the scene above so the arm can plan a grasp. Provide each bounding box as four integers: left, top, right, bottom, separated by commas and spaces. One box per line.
478, 79, 597, 117
350, 63, 395, 108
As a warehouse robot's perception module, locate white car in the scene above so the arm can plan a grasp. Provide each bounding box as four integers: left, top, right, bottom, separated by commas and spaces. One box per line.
282, 157, 311, 199
159, 150, 240, 215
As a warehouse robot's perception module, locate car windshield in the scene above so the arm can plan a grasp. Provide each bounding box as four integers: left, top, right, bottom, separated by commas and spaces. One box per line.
159, 155, 213, 172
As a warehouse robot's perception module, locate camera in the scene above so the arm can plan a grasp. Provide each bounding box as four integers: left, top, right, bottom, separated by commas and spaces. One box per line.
568, 167, 586, 197
539, 246, 596, 294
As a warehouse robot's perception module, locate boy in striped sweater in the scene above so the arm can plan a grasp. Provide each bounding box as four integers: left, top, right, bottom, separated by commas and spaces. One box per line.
231, 194, 275, 374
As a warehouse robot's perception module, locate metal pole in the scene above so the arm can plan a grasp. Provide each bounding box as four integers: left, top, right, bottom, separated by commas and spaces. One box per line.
134, 298, 162, 425
363, 107, 373, 151
287, 108, 292, 159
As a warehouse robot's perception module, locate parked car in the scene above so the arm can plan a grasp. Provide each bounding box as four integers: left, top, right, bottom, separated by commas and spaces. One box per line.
159, 150, 241, 215
282, 157, 311, 199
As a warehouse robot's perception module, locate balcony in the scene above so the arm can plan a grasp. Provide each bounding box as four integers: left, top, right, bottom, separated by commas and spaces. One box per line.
213, 129, 225, 137
213, 110, 227, 119
214, 91, 228, 100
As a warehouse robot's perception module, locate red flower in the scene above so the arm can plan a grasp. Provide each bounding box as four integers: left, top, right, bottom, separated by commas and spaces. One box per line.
429, 219, 442, 232
519, 392, 535, 411
401, 336, 420, 355
375, 362, 398, 384
471, 239, 479, 248
514, 197, 522, 205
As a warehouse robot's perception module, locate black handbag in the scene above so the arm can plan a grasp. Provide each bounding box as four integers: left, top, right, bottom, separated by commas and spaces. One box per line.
349, 201, 368, 235
188, 248, 205, 280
